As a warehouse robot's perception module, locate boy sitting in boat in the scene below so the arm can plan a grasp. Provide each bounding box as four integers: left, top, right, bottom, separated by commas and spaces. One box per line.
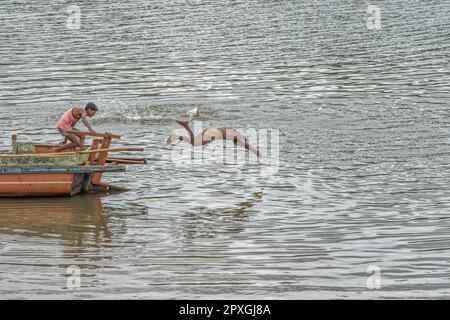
55, 102, 98, 152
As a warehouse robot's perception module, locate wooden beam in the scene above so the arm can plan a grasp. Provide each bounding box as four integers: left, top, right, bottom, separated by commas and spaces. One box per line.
0, 165, 126, 174
88, 139, 102, 165
91, 135, 112, 185
2, 147, 144, 157
106, 157, 147, 164
67, 130, 121, 139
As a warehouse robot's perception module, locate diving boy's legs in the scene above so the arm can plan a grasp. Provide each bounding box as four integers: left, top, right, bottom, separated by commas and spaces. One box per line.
184, 133, 210, 146
175, 120, 207, 146
225, 128, 261, 157
172, 123, 260, 155
176, 120, 195, 146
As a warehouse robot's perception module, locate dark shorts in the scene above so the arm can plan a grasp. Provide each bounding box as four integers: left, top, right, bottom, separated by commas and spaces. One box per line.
57, 128, 70, 137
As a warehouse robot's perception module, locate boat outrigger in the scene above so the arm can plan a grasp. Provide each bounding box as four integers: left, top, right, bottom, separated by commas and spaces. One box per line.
0, 131, 144, 197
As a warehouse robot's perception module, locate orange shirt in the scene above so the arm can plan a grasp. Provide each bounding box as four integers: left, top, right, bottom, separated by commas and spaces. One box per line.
56, 108, 85, 130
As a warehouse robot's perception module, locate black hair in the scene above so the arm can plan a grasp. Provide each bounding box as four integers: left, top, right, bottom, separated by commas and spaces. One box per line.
85, 102, 98, 111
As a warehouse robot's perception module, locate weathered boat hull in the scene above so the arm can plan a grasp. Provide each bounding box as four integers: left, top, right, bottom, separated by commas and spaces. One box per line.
0, 154, 82, 167
0, 166, 125, 197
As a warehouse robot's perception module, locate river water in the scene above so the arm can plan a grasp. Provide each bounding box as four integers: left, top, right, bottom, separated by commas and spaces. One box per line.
1, 0, 450, 299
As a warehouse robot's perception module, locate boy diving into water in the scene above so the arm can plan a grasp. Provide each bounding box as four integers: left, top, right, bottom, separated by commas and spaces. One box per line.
55, 102, 98, 152
166, 120, 262, 157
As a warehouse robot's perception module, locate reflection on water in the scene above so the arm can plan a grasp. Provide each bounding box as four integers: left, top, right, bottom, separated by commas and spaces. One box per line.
0, 193, 133, 298
0, 195, 110, 244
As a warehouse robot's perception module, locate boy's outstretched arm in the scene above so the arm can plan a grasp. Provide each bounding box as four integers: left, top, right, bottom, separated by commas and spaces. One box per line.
81, 113, 95, 133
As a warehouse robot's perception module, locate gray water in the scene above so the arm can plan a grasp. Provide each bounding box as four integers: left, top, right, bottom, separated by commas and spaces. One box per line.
1, 0, 450, 299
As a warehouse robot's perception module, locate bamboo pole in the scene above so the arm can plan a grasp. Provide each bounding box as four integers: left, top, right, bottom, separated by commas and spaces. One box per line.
106, 157, 147, 162
67, 130, 121, 139
106, 157, 147, 164
79, 147, 144, 154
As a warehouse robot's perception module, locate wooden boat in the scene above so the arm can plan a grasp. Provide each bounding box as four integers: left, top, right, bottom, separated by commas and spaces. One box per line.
0, 131, 143, 197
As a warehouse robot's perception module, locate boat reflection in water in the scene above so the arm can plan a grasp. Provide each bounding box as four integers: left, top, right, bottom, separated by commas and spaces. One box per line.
0, 194, 114, 246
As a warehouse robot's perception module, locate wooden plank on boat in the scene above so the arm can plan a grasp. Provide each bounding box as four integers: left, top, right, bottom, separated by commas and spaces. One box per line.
0, 154, 80, 167
10, 147, 144, 157
106, 157, 147, 164
67, 130, 121, 139
12, 142, 91, 155
91, 135, 112, 186
0, 166, 126, 197
0, 172, 76, 197
0, 165, 126, 174
88, 139, 102, 165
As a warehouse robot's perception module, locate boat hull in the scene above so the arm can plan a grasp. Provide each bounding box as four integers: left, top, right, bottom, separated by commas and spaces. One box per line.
0, 172, 89, 197
0, 166, 125, 197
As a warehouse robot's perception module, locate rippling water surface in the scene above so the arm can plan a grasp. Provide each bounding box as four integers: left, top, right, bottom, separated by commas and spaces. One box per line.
1, 0, 450, 299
